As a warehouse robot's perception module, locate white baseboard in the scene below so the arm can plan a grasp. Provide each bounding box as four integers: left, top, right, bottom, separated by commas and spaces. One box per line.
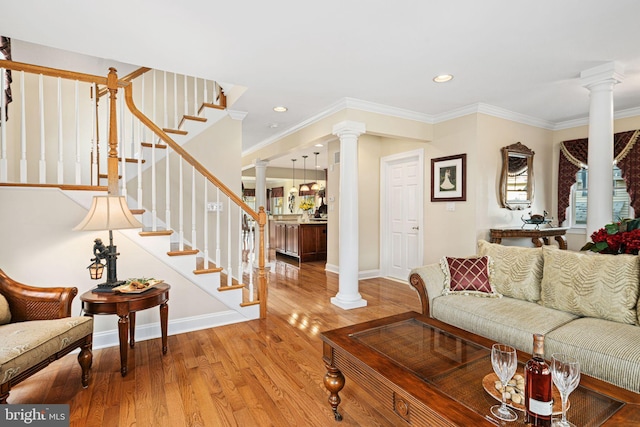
324, 264, 381, 280
92, 310, 249, 350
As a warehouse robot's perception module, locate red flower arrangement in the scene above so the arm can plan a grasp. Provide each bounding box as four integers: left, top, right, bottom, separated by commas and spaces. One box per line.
582, 218, 640, 255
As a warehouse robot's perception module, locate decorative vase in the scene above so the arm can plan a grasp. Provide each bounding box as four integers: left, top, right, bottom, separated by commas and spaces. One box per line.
302, 210, 310, 222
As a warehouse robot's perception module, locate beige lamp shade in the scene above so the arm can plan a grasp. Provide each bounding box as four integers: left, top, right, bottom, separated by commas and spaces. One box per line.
73, 196, 143, 231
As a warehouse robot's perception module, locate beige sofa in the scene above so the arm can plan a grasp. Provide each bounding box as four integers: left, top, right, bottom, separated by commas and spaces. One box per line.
0, 269, 93, 404
409, 240, 640, 393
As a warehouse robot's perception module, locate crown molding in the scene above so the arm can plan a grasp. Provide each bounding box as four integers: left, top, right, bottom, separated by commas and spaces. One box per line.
243, 98, 640, 157
433, 103, 556, 130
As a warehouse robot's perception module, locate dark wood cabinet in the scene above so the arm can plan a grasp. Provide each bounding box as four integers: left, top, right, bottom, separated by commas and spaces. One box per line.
273, 221, 327, 261
299, 223, 327, 262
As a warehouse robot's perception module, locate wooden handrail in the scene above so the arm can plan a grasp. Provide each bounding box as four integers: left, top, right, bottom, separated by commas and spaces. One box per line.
97, 66, 151, 98
122, 82, 263, 224
0, 59, 107, 85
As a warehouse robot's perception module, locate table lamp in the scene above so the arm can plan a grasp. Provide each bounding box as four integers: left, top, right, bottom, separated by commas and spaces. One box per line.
74, 195, 143, 292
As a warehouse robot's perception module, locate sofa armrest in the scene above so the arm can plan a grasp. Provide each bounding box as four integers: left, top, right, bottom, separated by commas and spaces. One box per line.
409, 263, 446, 316
0, 269, 77, 322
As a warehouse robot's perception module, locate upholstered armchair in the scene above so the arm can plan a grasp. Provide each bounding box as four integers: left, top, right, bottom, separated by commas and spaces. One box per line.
0, 268, 93, 404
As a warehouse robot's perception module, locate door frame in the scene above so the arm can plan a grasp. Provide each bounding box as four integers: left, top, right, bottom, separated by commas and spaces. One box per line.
380, 148, 424, 279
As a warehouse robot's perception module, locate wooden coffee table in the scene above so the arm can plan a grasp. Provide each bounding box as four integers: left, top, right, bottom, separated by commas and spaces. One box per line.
321, 311, 640, 425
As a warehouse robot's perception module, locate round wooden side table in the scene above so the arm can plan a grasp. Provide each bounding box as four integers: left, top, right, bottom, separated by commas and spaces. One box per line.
80, 283, 170, 376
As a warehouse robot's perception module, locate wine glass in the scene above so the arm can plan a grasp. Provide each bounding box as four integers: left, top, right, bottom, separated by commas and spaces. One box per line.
490, 343, 518, 421
551, 353, 581, 427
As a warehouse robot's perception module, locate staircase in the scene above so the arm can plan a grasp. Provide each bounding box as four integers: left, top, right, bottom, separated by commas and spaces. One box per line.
0, 59, 267, 320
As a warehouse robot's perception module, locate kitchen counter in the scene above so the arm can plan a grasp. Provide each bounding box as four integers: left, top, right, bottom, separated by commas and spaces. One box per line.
270, 220, 327, 262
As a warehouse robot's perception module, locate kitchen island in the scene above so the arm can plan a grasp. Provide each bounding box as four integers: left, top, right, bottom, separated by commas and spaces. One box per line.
271, 220, 327, 262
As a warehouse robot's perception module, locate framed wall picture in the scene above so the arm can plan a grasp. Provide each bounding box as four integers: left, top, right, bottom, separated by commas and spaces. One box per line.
431, 153, 466, 202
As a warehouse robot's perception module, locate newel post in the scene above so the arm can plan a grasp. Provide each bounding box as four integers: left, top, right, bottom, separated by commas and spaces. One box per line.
107, 67, 119, 195
257, 206, 268, 318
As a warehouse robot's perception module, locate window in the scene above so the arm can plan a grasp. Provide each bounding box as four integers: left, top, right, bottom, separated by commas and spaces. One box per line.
571, 166, 632, 227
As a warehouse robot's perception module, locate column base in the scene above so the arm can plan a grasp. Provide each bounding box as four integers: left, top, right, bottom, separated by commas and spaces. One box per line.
330, 295, 368, 310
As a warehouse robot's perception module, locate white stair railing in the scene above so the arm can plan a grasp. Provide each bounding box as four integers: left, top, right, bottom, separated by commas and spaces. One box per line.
0, 60, 266, 318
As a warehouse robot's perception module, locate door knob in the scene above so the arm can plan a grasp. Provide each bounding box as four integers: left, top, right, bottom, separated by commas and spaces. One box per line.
412, 226, 419, 230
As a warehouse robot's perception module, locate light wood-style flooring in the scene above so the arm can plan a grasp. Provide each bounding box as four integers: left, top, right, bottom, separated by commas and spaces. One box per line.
6, 254, 422, 426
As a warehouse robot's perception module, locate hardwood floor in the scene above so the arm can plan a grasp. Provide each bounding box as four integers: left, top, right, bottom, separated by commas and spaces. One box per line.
6, 254, 422, 426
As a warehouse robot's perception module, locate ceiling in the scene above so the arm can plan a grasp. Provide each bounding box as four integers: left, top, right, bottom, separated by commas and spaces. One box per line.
3, 1, 640, 171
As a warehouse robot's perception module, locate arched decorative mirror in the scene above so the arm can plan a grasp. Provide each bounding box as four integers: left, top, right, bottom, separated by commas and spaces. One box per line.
499, 142, 535, 210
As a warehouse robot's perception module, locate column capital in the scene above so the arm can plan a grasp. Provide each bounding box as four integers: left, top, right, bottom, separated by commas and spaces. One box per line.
332, 121, 366, 139
254, 159, 269, 168
581, 61, 624, 89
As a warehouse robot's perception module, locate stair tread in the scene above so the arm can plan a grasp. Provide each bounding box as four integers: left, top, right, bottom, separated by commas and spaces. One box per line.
218, 284, 245, 291
167, 242, 199, 256
163, 128, 188, 135
141, 142, 167, 149
194, 257, 223, 274
139, 229, 173, 237
183, 115, 207, 122
117, 157, 146, 164
200, 102, 226, 112
130, 208, 145, 215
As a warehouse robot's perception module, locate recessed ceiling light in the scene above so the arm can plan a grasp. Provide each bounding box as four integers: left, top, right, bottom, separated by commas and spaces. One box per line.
314, 143, 323, 147
433, 74, 454, 83
273, 106, 288, 112
268, 123, 279, 128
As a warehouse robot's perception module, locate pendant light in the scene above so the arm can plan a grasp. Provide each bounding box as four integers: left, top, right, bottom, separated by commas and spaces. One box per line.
289, 159, 298, 194
300, 155, 310, 192
311, 152, 320, 191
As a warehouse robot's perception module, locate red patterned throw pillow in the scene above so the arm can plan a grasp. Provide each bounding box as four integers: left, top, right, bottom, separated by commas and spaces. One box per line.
440, 256, 501, 297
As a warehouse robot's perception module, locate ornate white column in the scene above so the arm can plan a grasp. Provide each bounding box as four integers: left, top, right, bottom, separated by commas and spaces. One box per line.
581, 62, 624, 238
331, 120, 367, 310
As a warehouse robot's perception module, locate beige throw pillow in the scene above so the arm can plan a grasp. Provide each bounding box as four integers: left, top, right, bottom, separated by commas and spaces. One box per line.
0, 293, 11, 325
540, 246, 640, 325
477, 240, 543, 302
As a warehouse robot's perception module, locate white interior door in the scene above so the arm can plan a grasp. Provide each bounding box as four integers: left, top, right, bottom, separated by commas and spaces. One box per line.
381, 150, 423, 280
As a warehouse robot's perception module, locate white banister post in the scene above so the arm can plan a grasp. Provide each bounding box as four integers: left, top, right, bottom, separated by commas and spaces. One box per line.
331, 120, 367, 310
216, 187, 221, 266
581, 62, 624, 239
203, 178, 209, 263
91, 83, 98, 186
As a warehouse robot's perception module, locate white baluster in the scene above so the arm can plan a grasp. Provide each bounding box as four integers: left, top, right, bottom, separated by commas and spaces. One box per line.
191, 165, 196, 250
120, 94, 126, 197
203, 78, 208, 106
38, 74, 45, 184
237, 207, 242, 286
163, 70, 168, 129
193, 77, 198, 115
57, 78, 63, 184
178, 158, 184, 250
19, 71, 26, 183
152, 70, 157, 125
74, 80, 81, 184
0, 68, 5, 182
227, 197, 232, 287
173, 73, 178, 129
216, 187, 221, 267
203, 178, 209, 265
137, 119, 143, 210
91, 83, 98, 185
165, 145, 171, 230
141, 73, 146, 142
151, 130, 157, 231
249, 224, 254, 301
183, 74, 188, 117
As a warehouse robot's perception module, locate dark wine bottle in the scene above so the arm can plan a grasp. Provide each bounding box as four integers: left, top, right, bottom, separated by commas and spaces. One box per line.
524, 334, 553, 426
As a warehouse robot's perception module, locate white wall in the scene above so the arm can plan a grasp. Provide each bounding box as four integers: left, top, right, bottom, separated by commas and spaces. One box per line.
0, 187, 231, 345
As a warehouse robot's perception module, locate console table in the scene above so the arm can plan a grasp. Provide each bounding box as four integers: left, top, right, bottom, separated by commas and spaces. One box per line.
490, 227, 568, 249
80, 283, 170, 376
